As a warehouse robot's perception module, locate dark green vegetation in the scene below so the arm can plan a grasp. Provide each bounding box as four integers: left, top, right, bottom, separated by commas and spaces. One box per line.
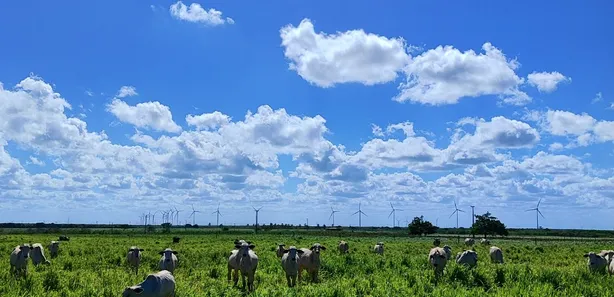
471, 212, 509, 237
2, 233, 614, 296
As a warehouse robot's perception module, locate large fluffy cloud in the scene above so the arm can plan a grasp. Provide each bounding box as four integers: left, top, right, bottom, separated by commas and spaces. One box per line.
396, 43, 529, 105
107, 99, 182, 133
2, 75, 613, 225
280, 18, 410, 87
527, 71, 571, 93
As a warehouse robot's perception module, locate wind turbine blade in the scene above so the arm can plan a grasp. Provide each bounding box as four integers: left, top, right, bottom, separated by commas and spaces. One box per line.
458, 209, 465, 213
537, 198, 542, 208
538, 209, 545, 218
329, 213, 334, 220
449, 210, 457, 218
388, 210, 394, 218
390, 202, 394, 209
454, 200, 457, 208
525, 208, 536, 212
362, 212, 368, 217
352, 211, 359, 215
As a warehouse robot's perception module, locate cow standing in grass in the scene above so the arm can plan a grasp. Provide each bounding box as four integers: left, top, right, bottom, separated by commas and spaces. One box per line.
127, 246, 144, 275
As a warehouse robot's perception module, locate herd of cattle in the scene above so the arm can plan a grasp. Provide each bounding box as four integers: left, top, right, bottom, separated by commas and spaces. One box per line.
7, 236, 614, 296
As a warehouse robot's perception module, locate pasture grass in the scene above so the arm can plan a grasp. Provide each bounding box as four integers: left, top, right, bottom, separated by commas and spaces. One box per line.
2, 233, 614, 296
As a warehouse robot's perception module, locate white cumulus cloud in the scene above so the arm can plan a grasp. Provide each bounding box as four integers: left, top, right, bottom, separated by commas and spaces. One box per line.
280, 18, 410, 87
527, 71, 571, 93
116, 86, 137, 98
107, 99, 182, 133
186, 111, 231, 130
170, 1, 234, 26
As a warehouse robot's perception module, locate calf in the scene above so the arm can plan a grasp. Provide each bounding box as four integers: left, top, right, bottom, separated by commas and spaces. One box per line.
298, 243, 326, 282
428, 247, 447, 277
338, 241, 349, 254
122, 270, 176, 297
30, 243, 51, 266
158, 248, 179, 274
374, 242, 384, 255
10, 244, 31, 277
281, 246, 304, 287
127, 246, 145, 275
49, 241, 60, 258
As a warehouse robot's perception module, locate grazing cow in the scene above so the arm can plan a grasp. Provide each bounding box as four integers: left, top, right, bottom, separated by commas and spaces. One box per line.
428, 247, 448, 276
10, 244, 31, 277
49, 241, 60, 258
276, 244, 286, 258
281, 246, 304, 287
489, 246, 504, 264
298, 243, 326, 283
442, 245, 452, 260
464, 238, 475, 246
374, 242, 384, 255
433, 238, 441, 247
58, 235, 70, 241
456, 250, 478, 268
30, 243, 51, 266
599, 250, 614, 265
338, 241, 349, 254
584, 252, 607, 273
122, 270, 176, 297
127, 246, 145, 275
480, 238, 490, 245
158, 248, 178, 273
236, 242, 258, 292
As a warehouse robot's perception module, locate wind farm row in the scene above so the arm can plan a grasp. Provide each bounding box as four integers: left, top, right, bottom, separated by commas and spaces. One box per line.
135, 199, 546, 229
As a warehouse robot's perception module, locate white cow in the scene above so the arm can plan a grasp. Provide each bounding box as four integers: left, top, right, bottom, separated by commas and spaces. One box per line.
127, 246, 144, 275
10, 244, 31, 277
122, 270, 176, 297
480, 238, 490, 245
30, 243, 51, 266
49, 241, 60, 258
456, 250, 478, 268
584, 252, 607, 273
298, 243, 326, 283
374, 242, 384, 255
236, 242, 258, 292
489, 246, 504, 264
158, 248, 178, 273
281, 246, 304, 287
428, 247, 448, 276
599, 250, 614, 265
464, 238, 475, 246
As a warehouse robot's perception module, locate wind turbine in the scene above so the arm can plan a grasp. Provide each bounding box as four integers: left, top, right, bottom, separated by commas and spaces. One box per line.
388, 203, 403, 227
253, 206, 263, 230
329, 207, 340, 226
352, 203, 367, 227
189, 205, 201, 225
449, 200, 465, 229
212, 204, 222, 225
174, 207, 181, 225
526, 198, 545, 229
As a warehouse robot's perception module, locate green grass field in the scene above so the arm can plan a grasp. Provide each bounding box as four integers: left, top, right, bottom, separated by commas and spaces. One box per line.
2, 233, 614, 296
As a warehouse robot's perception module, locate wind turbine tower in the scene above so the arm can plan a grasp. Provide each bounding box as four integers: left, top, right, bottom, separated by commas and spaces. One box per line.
449, 201, 465, 229
525, 198, 545, 229
253, 206, 263, 231
352, 203, 367, 227
174, 207, 181, 225
329, 207, 340, 226
388, 203, 403, 227
212, 204, 222, 225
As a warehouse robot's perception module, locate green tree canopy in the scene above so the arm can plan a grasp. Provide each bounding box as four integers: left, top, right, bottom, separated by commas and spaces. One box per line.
408, 216, 438, 236
471, 212, 508, 237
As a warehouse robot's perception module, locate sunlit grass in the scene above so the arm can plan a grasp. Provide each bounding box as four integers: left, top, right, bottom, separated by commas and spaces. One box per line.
1, 234, 614, 296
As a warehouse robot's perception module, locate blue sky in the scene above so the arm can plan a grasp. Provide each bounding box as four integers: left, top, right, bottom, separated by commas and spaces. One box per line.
0, 1, 613, 229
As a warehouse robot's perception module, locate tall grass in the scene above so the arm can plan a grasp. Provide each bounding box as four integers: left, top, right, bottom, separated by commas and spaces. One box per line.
1, 234, 614, 296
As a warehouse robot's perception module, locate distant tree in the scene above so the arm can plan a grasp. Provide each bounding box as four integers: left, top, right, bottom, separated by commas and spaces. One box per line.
408, 216, 438, 236
316, 224, 320, 228
471, 212, 508, 237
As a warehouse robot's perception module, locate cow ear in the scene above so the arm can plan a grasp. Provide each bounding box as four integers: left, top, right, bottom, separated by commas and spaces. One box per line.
320, 246, 326, 250
249, 244, 256, 249
247, 241, 252, 244
134, 287, 144, 294
310, 246, 315, 250
172, 251, 178, 255
158, 251, 164, 255
235, 244, 241, 249
139, 249, 145, 251
283, 249, 289, 254
297, 250, 304, 255
583, 253, 589, 257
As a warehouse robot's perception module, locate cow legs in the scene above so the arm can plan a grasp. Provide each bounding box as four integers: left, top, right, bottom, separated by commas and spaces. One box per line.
240, 270, 246, 290
233, 269, 239, 286
227, 265, 232, 281
248, 271, 255, 292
